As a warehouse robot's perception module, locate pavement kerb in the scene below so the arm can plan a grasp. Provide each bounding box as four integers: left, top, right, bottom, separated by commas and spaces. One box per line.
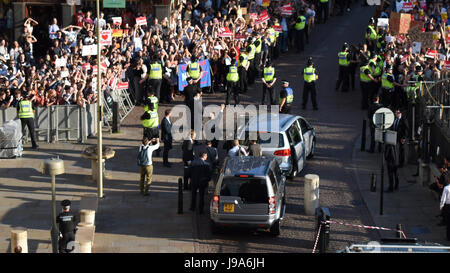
351, 133, 383, 239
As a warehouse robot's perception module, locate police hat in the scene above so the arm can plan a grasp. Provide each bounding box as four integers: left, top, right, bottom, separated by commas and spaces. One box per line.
307, 57, 313, 66
61, 200, 71, 207
416, 65, 423, 72
186, 76, 193, 82
385, 64, 393, 70
282, 80, 289, 85
369, 17, 375, 24
342, 42, 349, 51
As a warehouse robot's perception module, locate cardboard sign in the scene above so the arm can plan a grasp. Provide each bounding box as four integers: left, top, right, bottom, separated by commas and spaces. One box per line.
112, 29, 123, 38
262, 0, 270, 7
55, 58, 67, 67
82, 44, 98, 56
397, 34, 406, 43
408, 25, 434, 49
112, 17, 122, 26
136, 17, 147, 26
390, 12, 412, 34
61, 70, 70, 78
100, 30, 112, 46
412, 41, 421, 54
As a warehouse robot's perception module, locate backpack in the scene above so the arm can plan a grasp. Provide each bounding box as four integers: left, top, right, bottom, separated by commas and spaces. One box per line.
137, 146, 150, 166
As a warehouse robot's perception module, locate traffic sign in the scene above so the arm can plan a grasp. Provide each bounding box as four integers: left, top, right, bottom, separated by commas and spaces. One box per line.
373, 108, 395, 130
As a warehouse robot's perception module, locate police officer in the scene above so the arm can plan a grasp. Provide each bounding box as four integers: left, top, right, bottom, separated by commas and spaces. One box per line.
141, 101, 159, 142
17, 93, 38, 149
366, 18, 378, 52
359, 59, 378, 109
336, 43, 350, 92
279, 80, 294, 114
368, 52, 380, 100
141, 56, 163, 100
238, 48, 249, 94
56, 200, 79, 253
293, 10, 306, 53
267, 22, 277, 60
226, 58, 240, 106
144, 90, 158, 112
380, 65, 406, 107
407, 65, 424, 103
261, 59, 277, 106
247, 40, 257, 85
302, 57, 319, 110
187, 55, 203, 92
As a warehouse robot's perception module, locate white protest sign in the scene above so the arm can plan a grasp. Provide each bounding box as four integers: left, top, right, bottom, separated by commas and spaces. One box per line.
61, 70, 69, 78
55, 58, 67, 67
82, 44, 98, 56
377, 18, 389, 27
412, 42, 421, 54
385, 36, 394, 43
134, 37, 143, 52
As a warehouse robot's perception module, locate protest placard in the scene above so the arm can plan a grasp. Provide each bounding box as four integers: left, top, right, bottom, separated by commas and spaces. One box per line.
112, 29, 123, 38
82, 44, 98, 56
136, 17, 147, 26
100, 30, 112, 46
412, 41, 421, 54
377, 18, 389, 27
112, 17, 122, 26
55, 58, 67, 67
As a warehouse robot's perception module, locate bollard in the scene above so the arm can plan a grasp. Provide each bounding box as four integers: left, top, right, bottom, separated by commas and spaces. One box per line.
80, 210, 96, 226
361, 119, 367, 151
316, 207, 331, 253
396, 224, 403, 239
78, 240, 92, 253
178, 178, 183, 214
183, 165, 190, 191
370, 173, 377, 192
304, 174, 320, 216
112, 101, 120, 133
11, 229, 28, 253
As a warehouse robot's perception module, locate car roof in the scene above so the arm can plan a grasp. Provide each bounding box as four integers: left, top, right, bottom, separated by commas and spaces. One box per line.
244, 113, 301, 133
223, 156, 274, 177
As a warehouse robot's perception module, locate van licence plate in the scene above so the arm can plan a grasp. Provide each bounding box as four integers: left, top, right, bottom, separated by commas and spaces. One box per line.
223, 204, 234, 213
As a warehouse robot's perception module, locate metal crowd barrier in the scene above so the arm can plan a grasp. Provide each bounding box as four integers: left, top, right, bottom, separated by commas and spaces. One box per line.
0, 104, 97, 143
102, 86, 134, 131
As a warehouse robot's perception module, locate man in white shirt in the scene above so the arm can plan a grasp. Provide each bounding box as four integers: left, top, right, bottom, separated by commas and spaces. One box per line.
440, 183, 450, 240
94, 13, 107, 30
228, 140, 248, 157
138, 137, 160, 196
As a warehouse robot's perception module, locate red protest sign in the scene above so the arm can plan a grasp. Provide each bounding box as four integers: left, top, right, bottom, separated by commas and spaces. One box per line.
136, 17, 147, 26
281, 4, 293, 16
218, 27, 233, 38
274, 25, 282, 33
256, 10, 270, 24
117, 82, 129, 90
112, 17, 122, 26
425, 49, 438, 58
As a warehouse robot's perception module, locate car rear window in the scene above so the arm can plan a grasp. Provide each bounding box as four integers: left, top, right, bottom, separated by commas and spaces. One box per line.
240, 132, 284, 148
220, 177, 268, 203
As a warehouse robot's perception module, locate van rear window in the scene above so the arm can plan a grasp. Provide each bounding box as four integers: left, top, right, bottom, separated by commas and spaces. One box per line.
220, 178, 268, 203
240, 132, 284, 148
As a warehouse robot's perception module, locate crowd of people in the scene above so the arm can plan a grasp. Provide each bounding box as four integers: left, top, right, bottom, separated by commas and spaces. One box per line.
0, 0, 343, 111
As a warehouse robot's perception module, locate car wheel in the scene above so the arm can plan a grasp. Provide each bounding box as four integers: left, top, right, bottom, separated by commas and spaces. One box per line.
307, 138, 316, 159
269, 220, 281, 237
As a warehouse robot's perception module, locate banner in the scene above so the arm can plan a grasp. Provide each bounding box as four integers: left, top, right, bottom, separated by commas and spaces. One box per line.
218, 27, 233, 38
82, 44, 98, 56
281, 4, 293, 16
100, 30, 112, 46
425, 49, 438, 58
256, 10, 270, 24
103, 0, 126, 8
178, 59, 212, 92
117, 82, 129, 90
136, 17, 147, 26
112, 29, 123, 37
112, 17, 122, 26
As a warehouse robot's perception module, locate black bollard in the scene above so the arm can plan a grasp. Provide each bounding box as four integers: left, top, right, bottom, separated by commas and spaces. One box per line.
316, 207, 331, 253
370, 173, 377, 192
178, 178, 183, 214
184, 165, 190, 191
112, 101, 120, 133
361, 119, 367, 151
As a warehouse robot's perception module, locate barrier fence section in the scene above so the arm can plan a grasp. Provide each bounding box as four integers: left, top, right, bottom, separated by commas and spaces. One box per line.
0, 104, 97, 143
102, 85, 134, 131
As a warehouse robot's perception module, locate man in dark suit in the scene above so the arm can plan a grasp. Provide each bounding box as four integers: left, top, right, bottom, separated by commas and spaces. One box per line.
161, 108, 173, 168
385, 144, 399, 192
182, 130, 196, 190
392, 109, 408, 167
189, 152, 212, 214
367, 95, 383, 153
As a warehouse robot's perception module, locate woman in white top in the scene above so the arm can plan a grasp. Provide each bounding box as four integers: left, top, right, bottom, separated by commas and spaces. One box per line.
24, 18, 38, 35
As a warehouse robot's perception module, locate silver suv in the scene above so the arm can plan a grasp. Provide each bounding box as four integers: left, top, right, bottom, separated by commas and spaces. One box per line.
239, 114, 316, 178
210, 156, 286, 236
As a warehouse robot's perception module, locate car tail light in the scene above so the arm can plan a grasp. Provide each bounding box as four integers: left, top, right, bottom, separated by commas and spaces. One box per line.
269, 196, 276, 214
274, 149, 291, 157
212, 195, 219, 214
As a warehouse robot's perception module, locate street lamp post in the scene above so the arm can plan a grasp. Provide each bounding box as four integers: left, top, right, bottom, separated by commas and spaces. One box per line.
96, 0, 104, 198
42, 157, 65, 253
